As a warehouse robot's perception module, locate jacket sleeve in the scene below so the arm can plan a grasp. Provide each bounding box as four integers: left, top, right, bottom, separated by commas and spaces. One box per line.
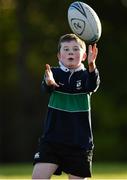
85, 68, 100, 92
41, 79, 55, 94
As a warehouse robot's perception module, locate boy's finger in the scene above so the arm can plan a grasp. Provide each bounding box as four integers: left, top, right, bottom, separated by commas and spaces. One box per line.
54, 82, 59, 87
88, 45, 92, 52
92, 44, 96, 53
46, 64, 51, 71
45, 69, 49, 76
95, 47, 98, 56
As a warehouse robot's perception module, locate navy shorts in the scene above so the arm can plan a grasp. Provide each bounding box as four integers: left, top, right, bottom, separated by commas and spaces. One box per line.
33, 139, 93, 178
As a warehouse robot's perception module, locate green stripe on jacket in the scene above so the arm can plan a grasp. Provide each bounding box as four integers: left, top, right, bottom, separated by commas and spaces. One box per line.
48, 91, 90, 112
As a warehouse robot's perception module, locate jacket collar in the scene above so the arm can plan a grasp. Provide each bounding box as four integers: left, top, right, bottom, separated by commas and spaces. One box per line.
59, 61, 85, 72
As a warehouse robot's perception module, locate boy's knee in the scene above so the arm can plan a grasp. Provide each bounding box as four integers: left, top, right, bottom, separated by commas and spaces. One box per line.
32, 163, 58, 179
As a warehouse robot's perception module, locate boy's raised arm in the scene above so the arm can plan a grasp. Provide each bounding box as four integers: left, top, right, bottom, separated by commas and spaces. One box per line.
87, 43, 98, 72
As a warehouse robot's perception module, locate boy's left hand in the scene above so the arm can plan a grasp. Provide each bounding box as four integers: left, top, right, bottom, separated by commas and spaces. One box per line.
88, 43, 98, 72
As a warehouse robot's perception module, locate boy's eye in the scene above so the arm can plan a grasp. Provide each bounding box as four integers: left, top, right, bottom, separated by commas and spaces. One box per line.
64, 48, 69, 51
73, 47, 79, 51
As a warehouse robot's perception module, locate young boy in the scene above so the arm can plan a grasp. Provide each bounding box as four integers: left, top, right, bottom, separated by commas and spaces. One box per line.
32, 33, 100, 179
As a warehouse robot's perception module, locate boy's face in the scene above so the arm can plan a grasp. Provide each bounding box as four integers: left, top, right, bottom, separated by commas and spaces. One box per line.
57, 40, 86, 69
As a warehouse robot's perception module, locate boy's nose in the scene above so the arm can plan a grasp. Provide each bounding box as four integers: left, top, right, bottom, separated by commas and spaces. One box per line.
68, 51, 73, 55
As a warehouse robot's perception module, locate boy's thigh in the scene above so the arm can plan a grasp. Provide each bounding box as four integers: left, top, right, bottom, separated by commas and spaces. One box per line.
32, 163, 58, 179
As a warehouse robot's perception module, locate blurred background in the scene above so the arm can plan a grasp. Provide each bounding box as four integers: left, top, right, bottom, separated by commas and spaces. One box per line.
0, 0, 127, 164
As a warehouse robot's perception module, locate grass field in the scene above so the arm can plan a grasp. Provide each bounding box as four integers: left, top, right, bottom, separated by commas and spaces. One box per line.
0, 162, 127, 179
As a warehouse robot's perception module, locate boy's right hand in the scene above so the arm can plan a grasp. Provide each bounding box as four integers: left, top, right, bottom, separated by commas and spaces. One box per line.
88, 43, 98, 72
45, 64, 59, 87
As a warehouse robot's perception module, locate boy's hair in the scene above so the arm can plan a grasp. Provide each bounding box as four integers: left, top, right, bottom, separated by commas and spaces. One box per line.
58, 33, 86, 52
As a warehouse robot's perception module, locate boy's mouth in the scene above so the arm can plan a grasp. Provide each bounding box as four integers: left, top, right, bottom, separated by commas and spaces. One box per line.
68, 57, 74, 61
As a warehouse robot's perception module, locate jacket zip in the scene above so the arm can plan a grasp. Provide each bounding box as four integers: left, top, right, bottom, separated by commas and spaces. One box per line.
68, 71, 74, 84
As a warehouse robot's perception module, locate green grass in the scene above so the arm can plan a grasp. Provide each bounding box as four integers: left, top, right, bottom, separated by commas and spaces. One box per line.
0, 162, 127, 179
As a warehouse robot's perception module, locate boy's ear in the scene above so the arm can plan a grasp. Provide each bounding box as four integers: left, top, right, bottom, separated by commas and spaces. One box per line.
57, 52, 60, 60
82, 52, 87, 62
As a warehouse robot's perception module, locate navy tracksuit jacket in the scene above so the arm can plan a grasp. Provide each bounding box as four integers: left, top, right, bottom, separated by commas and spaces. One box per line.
41, 63, 100, 150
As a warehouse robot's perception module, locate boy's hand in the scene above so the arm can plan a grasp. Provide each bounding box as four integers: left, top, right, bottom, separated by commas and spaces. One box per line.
45, 64, 59, 87
88, 43, 98, 72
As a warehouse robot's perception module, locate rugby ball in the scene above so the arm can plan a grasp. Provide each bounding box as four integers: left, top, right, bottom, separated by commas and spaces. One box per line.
68, 1, 102, 43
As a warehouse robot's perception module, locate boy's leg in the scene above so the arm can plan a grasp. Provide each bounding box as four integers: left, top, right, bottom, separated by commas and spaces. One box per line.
32, 162, 58, 179
68, 174, 87, 179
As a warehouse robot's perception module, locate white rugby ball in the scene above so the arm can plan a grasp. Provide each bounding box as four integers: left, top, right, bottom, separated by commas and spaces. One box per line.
68, 1, 102, 43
